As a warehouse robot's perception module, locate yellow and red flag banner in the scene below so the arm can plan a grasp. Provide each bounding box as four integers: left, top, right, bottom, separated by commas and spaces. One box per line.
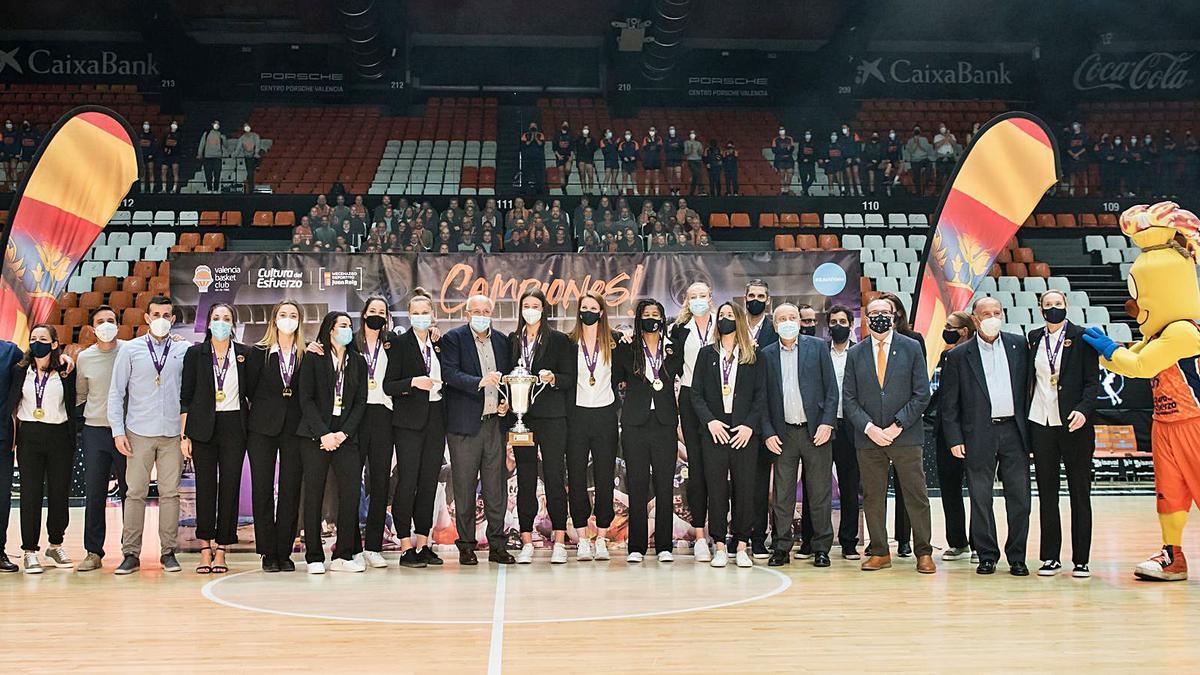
0, 107, 139, 348
911, 112, 1059, 374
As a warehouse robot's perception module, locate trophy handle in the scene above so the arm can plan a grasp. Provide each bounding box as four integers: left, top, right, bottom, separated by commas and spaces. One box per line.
530, 380, 549, 405
497, 380, 510, 405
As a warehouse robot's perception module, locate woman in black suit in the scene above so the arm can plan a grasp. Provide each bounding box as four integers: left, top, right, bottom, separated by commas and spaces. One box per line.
510, 287, 575, 564
615, 298, 683, 564
180, 302, 251, 574
244, 299, 306, 572
691, 300, 766, 569
382, 288, 446, 568
1027, 289, 1100, 578
296, 311, 368, 574
356, 295, 398, 569
565, 290, 620, 562
9, 324, 76, 573
670, 281, 716, 562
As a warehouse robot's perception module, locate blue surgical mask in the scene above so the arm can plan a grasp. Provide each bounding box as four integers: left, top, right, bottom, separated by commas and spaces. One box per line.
776, 320, 800, 340
688, 298, 709, 315
334, 326, 354, 346
470, 315, 492, 333
410, 314, 432, 331
209, 320, 233, 341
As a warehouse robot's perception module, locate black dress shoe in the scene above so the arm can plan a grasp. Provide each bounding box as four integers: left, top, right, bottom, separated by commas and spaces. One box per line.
767, 550, 790, 567
976, 560, 997, 575
418, 546, 444, 566
459, 548, 479, 566
262, 555, 280, 573
751, 540, 770, 559
1010, 561, 1030, 577
813, 552, 831, 568
278, 557, 296, 572
488, 549, 515, 565
897, 542, 913, 558
0, 552, 17, 573
399, 548, 428, 568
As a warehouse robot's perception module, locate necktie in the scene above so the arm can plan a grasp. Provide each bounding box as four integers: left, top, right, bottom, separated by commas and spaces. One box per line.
876, 340, 887, 387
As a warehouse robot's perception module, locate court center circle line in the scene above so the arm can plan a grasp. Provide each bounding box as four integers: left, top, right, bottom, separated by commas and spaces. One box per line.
201, 565, 792, 625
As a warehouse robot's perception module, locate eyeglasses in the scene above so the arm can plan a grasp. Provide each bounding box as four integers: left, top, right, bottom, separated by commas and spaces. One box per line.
866, 311, 893, 318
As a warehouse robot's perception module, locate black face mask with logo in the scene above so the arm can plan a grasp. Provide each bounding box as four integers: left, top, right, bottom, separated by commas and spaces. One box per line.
868, 314, 893, 334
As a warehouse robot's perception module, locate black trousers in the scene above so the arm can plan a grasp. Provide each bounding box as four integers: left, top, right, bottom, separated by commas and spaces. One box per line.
799, 418, 863, 551
247, 429, 304, 559
1031, 421, 1094, 565
701, 431, 757, 545
17, 422, 74, 552
687, 159, 703, 195
567, 405, 619, 530
935, 428, 970, 550
300, 434, 361, 563
516, 416, 568, 532
361, 404, 396, 552
0, 440, 12, 550
190, 411, 247, 545
202, 157, 221, 191
243, 157, 259, 193
82, 424, 127, 556
723, 166, 738, 194
965, 419, 1031, 564
746, 446, 774, 546
624, 416, 677, 554
798, 163, 815, 195
708, 168, 721, 196
392, 401, 446, 539
678, 386, 708, 529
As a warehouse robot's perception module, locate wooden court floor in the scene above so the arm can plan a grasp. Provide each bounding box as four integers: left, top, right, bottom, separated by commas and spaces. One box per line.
2, 495, 1198, 673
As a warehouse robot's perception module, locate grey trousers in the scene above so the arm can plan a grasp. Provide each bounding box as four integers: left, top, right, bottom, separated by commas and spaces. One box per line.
857, 443, 933, 557
121, 431, 183, 557
772, 424, 834, 553
965, 419, 1031, 564
447, 417, 508, 551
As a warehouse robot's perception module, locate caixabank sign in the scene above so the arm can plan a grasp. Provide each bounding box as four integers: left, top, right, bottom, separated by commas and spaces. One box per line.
0, 43, 161, 83
848, 52, 1034, 98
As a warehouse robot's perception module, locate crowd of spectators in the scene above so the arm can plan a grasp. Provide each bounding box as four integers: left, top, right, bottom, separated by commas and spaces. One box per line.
0, 119, 44, 192
287, 193, 713, 254
1058, 122, 1200, 197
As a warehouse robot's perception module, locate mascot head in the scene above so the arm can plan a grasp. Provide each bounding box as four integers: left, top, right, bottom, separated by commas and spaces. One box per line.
1120, 201, 1200, 337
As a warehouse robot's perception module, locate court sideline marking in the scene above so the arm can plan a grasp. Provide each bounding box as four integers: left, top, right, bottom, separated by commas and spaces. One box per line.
488, 566, 507, 675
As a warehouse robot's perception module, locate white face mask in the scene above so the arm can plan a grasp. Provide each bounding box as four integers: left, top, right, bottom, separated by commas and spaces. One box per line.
244, 125, 251, 133
143, 124, 150, 132
275, 317, 299, 335
624, 134, 632, 141
939, 127, 947, 134
94, 322, 119, 343
804, 133, 811, 140
212, 123, 220, 130
170, 123, 178, 131
582, 128, 589, 136
831, 135, 839, 143
669, 128, 676, 136
689, 133, 696, 140
521, 308, 543, 325
149, 317, 173, 338
605, 131, 613, 139
649, 130, 656, 137
841, 127, 849, 135
889, 132, 896, 140
979, 316, 1003, 338
779, 130, 786, 137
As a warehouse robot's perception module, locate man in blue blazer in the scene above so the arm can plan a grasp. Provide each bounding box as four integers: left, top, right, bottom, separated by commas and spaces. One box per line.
440, 295, 514, 565
760, 304, 840, 568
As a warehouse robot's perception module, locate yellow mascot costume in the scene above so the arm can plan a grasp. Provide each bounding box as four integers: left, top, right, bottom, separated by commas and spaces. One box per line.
1081, 201, 1200, 581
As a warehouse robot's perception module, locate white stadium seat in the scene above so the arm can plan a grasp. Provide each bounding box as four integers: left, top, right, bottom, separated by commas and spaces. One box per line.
1108, 323, 1134, 342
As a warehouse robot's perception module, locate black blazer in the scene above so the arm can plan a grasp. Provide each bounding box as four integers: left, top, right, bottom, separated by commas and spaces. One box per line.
180, 340, 252, 443
440, 324, 513, 436
940, 333, 1031, 453
294, 348, 368, 442
759, 336, 840, 442
613, 336, 683, 427
690, 343, 766, 433
1026, 322, 1101, 422
8, 362, 77, 441
382, 329, 445, 430
244, 343, 304, 438
509, 328, 575, 419
566, 330, 623, 410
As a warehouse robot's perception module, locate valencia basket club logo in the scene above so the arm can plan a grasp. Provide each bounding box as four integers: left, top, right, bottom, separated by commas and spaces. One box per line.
193, 265, 215, 293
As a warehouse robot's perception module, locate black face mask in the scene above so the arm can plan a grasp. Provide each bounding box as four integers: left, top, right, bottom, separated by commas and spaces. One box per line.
830, 324, 852, 344
640, 318, 663, 334
942, 328, 962, 345
799, 325, 817, 337
579, 310, 601, 326
29, 341, 52, 359
868, 314, 893, 334
364, 315, 387, 331
717, 318, 737, 335
746, 299, 767, 316
1042, 307, 1067, 324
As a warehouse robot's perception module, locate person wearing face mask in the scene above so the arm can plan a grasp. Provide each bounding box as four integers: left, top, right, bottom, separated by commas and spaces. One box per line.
553, 121, 576, 194
1066, 122, 1090, 196
73, 306, 128, 572
1141, 132, 1157, 197
599, 129, 620, 195
743, 279, 777, 348
1126, 135, 1142, 197
881, 129, 902, 195
160, 121, 182, 193
641, 127, 664, 196
244, 300, 307, 572
10, 325, 77, 574
136, 121, 158, 194
797, 130, 817, 196
671, 282, 717, 561
239, 122, 263, 194
1, 119, 18, 191
1097, 134, 1116, 197
617, 130, 640, 195
904, 126, 933, 196
932, 123, 958, 190
822, 132, 845, 196
440, 295, 514, 565
16, 120, 41, 183
825, 305, 862, 559
1184, 129, 1199, 186
180, 303, 251, 575
930, 311, 976, 563
196, 119, 226, 193
575, 126, 597, 195
1159, 130, 1178, 197
684, 130, 704, 196
614, 299, 684, 563
295, 312, 368, 574
721, 142, 740, 196
1113, 135, 1131, 195
771, 127, 796, 195
1027, 290, 1100, 578
663, 126, 685, 195
842, 298, 934, 574
740, 281, 776, 557
107, 296, 190, 575
862, 132, 884, 196
520, 122, 546, 195
509, 288, 575, 564
382, 289, 446, 568
941, 297, 1032, 576
704, 139, 723, 196
839, 124, 863, 196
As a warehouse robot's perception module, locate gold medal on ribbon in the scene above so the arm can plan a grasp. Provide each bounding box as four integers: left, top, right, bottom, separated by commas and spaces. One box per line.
281, 388, 293, 398
215, 390, 226, 403
335, 395, 343, 408
368, 379, 377, 390
34, 408, 44, 419
652, 379, 663, 391
722, 384, 732, 396
588, 375, 596, 386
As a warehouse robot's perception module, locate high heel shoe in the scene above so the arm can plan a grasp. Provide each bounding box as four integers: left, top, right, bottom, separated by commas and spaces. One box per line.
196, 545, 213, 575
211, 546, 228, 574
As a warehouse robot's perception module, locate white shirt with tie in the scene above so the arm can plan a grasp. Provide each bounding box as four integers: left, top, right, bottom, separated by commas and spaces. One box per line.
864, 333, 892, 434
977, 335, 1015, 418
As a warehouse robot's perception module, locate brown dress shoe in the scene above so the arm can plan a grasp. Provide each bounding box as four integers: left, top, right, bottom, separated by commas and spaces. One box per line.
916, 554, 937, 574
861, 554, 892, 571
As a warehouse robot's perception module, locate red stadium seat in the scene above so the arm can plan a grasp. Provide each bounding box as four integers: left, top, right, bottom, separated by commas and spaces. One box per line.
709, 213, 730, 228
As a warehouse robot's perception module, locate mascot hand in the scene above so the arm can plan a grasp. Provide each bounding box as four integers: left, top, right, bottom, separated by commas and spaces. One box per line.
1082, 326, 1120, 360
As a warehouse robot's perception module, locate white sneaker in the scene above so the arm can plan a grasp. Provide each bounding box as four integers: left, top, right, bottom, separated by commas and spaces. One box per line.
23, 552, 43, 574
362, 551, 388, 568
710, 549, 728, 568
694, 538, 712, 563
307, 562, 326, 575
577, 538, 593, 561
353, 552, 365, 567
516, 543, 535, 564
736, 549, 753, 568
657, 551, 674, 563
550, 543, 568, 564
44, 546, 73, 568
626, 552, 644, 563
329, 557, 366, 573
594, 537, 610, 561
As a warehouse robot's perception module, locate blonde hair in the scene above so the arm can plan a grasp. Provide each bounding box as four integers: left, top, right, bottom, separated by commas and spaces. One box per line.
568, 290, 615, 362
409, 286, 434, 311
257, 300, 307, 359
674, 281, 712, 326
711, 301, 757, 365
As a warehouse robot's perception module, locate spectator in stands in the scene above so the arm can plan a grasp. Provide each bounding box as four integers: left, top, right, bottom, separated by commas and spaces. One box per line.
412, 220, 434, 251
1096, 134, 1116, 196
796, 130, 817, 197
881, 129, 902, 196
840, 124, 863, 197
137, 121, 159, 194
16, 120, 41, 186
313, 219, 337, 250
373, 195, 393, 222
328, 195, 348, 226
338, 218, 364, 251
435, 222, 454, 251
553, 122, 576, 195
648, 232, 668, 251
546, 204, 568, 233
1125, 135, 1142, 196
196, 120, 226, 194
637, 201, 655, 227
771, 127, 796, 196
508, 227, 529, 253
293, 215, 314, 245
521, 122, 546, 194
722, 142, 740, 196
593, 194, 613, 222
700, 140, 720, 196
307, 206, 326, 231
1, 119, 18, 191
696, 231, 713, 250
1141, 133, 1157, 197
335, 235, 351, 253
350, 195, 367, 221
822, 132, 845, 196
479, 228, 496, 253
862, 132, 884, 196
505, 217, 526, 244
614, 205, 637, 235
1065, 122, 1089, 196
1184, 130, 1199, 186
599, 129, 619, 196
1160, 130, 1178, 197
506, 197, 530, 230
618, 130, 640, 195
238, 122, 264, 194
549, 228, 570, 252
665, 126, 685, 196
158, 121, 181, 194
673, 231, 691, 251
904, 126, 933, 197
1111, 135, 1130, 196
579, 220, 600, 249
618, 228, 641, 253
641, 127, 664, 196
933, 123, 958, 191
684, 130, 704, 196
575, 126, 598, 195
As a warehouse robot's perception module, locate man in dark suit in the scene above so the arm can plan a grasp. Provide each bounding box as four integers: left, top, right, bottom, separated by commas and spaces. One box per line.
842, 298, 935, 573
760, 304, 840, 567
440, 294, 515, 565
941, 296, 1032, 576
744, 279, 777, 557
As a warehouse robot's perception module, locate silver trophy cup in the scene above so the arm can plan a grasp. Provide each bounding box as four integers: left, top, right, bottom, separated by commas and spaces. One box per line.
501, 365, 547, 444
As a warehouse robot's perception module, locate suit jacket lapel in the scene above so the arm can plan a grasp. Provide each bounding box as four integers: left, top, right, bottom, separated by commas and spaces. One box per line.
1004, 333, 1023, 399
964, 339, 987, 391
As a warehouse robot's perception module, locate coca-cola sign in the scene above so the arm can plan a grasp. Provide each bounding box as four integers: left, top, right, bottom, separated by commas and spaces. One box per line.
1073, 51, 1195, 93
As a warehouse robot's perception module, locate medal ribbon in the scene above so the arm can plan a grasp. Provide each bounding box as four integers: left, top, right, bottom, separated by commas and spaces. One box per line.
720, 346, 737, 392
1045, 326, 1068, 380
278, 345, 297, 389
581, 338, 599, 383
643, 339, 664, 382
33, 368, 51, 412
366, 338, 383, 381
212, 346, 231, 394
146, 335, 171, 380
521, 332, 539, 369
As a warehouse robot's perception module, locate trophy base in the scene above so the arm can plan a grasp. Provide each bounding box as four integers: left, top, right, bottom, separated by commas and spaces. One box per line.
508, 430, 535, 447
